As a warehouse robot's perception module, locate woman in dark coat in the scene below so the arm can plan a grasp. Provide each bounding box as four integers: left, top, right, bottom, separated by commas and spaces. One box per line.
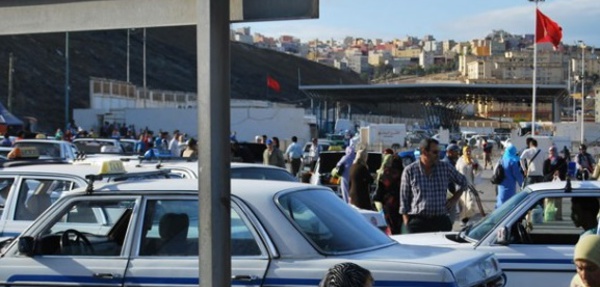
349, 148, 374, 210
373, 149, 404, 234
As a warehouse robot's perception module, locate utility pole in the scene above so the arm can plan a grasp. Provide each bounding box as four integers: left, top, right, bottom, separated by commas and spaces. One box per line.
143, 28, 146, 90
579, 40, 586, 143
7, 53, 13, 111
127, 29, 130, 83
143, 28, 147, 108
65, 32, 70, 130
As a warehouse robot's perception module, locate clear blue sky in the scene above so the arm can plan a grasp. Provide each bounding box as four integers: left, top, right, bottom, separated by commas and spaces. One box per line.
232, 0, 600, 47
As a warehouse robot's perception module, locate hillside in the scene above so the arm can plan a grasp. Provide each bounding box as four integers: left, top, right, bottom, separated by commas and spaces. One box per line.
0, 26, 366, 132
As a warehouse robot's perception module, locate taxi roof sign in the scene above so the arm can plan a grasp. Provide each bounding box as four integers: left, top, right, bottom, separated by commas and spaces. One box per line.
98, 160, 127, 175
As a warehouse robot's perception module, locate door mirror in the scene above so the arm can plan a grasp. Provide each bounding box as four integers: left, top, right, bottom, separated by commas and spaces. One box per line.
18, 236, 35, 256
496, 226, 509, 245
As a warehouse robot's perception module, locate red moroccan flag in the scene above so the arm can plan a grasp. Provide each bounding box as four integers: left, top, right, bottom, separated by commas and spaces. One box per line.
267, 75, 281, 93
536, 8, 562, 48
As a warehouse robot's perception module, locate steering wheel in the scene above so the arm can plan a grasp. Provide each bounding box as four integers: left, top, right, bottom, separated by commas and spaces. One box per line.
516, 223, 532, 244
60, 229, 94, 255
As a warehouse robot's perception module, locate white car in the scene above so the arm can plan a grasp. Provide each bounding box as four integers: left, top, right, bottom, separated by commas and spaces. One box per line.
392, 179, 598, 287
0, 160, 175, 245
12, 139, 81, 161
126, 160, 390, 233
0, 179, 505, 287
73, 138, 125, 154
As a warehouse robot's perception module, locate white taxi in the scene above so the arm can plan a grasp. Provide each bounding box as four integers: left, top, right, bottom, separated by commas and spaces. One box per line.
0, 159, 175, 245
392, 179, 597, 287
12, 139, 81, 161
125, 159, 389, 233
0, 179, 505, 287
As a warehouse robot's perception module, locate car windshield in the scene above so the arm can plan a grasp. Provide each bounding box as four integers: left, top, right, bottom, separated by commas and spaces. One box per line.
464, 190, 530, 241
277, 189, 393, 254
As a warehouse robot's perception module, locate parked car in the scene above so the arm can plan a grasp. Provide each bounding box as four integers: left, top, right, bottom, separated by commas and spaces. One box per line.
392, 179, 598, 287
73, 138, 125, 154
0, 160, 174, 245
12, 139, 81, 162
301, 139, 331, 166
0, 179, 505, 286
127, 160, 388, 233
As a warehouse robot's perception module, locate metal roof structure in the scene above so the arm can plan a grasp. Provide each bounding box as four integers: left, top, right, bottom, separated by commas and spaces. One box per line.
300, 83, 569, 104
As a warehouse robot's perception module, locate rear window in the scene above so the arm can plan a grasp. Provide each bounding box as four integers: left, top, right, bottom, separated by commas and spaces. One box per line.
231, 167, 297, 182
277, 189, 393, 254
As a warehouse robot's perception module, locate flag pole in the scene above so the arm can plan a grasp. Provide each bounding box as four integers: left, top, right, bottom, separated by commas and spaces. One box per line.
266, 73, 269, 99
531, 0, 541, 136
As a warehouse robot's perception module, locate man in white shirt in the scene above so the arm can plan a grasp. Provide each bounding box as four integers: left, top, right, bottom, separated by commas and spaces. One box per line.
168, 129, 181, 156
285, 136, 304, 176
520, 138, 545, 186
308, 138, 321, 172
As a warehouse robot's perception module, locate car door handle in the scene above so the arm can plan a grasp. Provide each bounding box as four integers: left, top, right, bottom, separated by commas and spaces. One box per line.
93, 273, 117, 279
231, 275, 258, 282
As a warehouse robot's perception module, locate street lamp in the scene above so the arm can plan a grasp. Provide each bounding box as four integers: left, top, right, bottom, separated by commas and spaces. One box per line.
579, 40, 586, 143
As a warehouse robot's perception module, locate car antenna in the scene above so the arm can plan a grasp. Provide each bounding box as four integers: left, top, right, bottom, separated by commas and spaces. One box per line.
565, 176, 572, 193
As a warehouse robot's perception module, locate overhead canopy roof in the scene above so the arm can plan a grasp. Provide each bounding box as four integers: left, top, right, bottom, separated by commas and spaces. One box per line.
300, 83, 569, 104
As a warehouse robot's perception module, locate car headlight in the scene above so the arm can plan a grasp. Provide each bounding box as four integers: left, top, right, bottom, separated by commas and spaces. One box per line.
455, 256, 503, 287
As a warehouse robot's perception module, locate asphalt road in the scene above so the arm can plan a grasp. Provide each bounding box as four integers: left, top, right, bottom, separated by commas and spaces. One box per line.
451, 152, 500, 231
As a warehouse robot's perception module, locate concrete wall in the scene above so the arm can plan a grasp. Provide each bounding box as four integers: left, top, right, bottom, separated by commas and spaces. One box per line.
74, 105, 313, 147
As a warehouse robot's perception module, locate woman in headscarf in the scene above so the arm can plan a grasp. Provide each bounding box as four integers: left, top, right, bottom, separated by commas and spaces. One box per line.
336, 146, 356, 204
182, 138, 198, 158
543, 146, 568, 219
455, 146, 480, 225
543, 146, 568, 181
496, 144, 524, 208
348, 148, 374, 210
571, 235, 600, 287
372, 148, 404, 234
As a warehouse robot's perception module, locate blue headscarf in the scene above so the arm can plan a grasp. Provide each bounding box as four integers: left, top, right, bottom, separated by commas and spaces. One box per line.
502, 144, 519, 166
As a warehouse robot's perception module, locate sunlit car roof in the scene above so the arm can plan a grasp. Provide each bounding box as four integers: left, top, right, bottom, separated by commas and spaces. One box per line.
524, 180, 600, 192
0, 161, 167, 177
79, 178, 320, 198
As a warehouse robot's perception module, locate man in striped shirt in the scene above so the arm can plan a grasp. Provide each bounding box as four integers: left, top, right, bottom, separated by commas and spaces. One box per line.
400, 138, 468, 233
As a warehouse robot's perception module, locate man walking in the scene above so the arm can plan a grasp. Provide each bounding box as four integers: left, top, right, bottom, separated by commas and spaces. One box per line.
520, 138, 545, 186
263, 139, 285, 168
308, 138, 321, 172
399, 138, 468, 233
285, 136, 303, 176
442, 143, 461, 223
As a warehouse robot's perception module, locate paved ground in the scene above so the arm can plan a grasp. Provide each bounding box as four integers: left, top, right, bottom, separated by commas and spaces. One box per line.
451, 152, 500, 231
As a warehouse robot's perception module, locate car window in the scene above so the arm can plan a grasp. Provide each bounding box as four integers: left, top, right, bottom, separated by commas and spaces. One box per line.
231, 167, 297, 182
0, 178, 15, 217
277, 189, 392, 254
14, 178, 79, 221
139, 199, 261, 257
121, 141, 136, 153
34, 198, 135, 256
467, 191, 530, 241
506, 195, 596, 245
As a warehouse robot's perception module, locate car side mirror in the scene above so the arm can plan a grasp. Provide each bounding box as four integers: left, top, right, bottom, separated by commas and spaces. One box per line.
18, 236, 35, 256
495, 226, 509, 245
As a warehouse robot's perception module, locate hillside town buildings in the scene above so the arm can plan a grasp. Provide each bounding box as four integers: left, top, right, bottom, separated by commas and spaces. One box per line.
232, 27, 600, 123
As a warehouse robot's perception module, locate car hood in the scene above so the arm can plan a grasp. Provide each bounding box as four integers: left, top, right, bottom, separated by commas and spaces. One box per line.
345, 242, 491, 272
390, 232, 467, 247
